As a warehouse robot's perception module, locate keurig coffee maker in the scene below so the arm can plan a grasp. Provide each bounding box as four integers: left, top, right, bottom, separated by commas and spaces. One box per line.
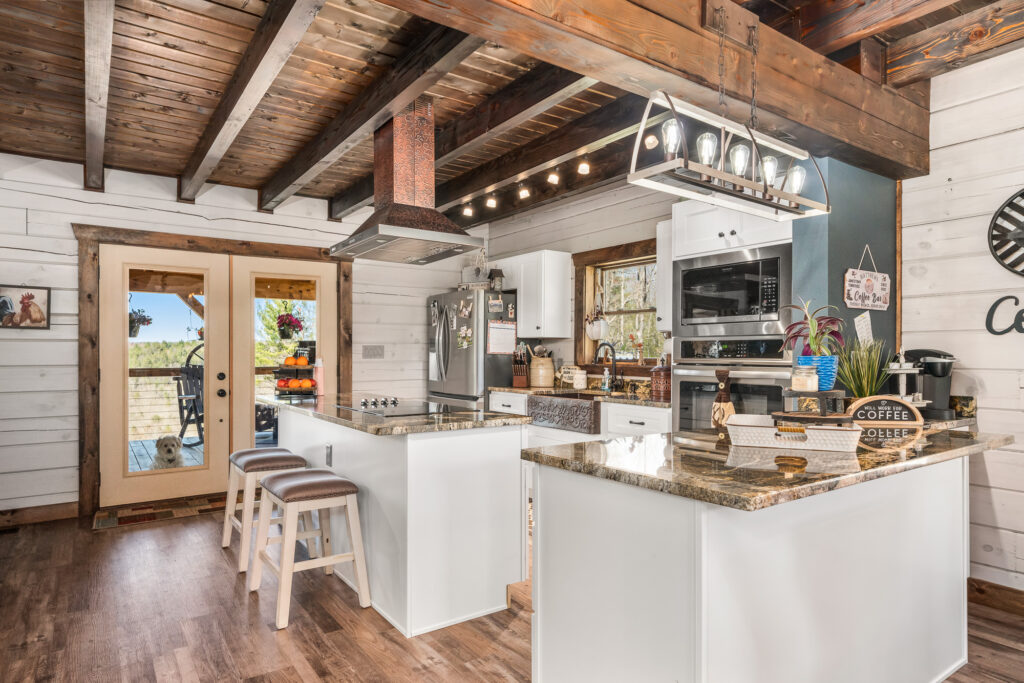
904, 349, 957, 420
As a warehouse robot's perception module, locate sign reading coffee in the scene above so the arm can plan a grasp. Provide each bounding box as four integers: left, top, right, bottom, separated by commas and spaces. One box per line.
847, 396, 924, 450
984, 189, 1024, 335
986, 295, 1024, 335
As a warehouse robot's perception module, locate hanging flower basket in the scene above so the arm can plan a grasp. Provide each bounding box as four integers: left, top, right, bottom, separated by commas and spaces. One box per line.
128, 308, 152, 338
277, 313, 303, 340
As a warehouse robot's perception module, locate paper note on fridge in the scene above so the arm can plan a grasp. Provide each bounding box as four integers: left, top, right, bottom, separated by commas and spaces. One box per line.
487, 321, 517, 355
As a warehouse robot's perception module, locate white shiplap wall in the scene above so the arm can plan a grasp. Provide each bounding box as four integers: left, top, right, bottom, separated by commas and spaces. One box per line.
0, 153, 464, 512
901, 47, 1024, 590
486, 182, 676, 363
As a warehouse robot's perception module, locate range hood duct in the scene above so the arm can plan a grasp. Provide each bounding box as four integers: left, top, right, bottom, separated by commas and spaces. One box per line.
330, 96, 482, 264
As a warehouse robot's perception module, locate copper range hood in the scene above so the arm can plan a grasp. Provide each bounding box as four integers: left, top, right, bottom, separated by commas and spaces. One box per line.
330, 97, 483, 264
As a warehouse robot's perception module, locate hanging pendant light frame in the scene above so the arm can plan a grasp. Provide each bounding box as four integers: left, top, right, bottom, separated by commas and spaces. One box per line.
627, 91, 830, 221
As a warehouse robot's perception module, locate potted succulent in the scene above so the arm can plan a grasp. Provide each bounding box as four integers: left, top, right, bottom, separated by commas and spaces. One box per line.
276, 313, 303, 340
128, 307, 152, 338
837, 339, 892, 400
783, 300, 844, 390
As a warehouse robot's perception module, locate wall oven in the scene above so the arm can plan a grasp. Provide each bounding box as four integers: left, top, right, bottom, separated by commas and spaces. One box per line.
672, 242, 792, 338
672, 338, 791, 432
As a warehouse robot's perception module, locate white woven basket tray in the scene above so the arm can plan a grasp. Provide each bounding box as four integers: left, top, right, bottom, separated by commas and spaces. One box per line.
725, 414, 862, 452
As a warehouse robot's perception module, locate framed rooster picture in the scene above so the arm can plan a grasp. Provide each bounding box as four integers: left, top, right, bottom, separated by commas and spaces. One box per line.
0, 285, 51, 330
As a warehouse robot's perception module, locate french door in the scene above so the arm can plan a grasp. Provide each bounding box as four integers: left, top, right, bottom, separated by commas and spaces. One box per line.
98, 246, 337, 507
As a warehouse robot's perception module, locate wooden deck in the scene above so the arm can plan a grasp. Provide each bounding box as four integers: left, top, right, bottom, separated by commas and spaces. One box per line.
128, 439, 205, 472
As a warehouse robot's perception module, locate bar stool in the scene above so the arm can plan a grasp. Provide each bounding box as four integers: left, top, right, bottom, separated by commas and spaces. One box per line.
221, 447, 309, 573
248, 468, 371, 629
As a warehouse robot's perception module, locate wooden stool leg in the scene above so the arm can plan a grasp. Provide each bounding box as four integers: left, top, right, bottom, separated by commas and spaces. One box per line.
221, 465, 240, 548
276, 503, 300, 629
344, 494, 371, 608
317, 508, 333, 575
248, 495, 274, 592
237, 472, 258, 573
300, 510, 319, 559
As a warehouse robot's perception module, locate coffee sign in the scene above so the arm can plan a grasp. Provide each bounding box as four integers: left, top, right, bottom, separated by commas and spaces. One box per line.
844, 268, 891, 311
986, 295, 1024, 335
847, 396, 924, 450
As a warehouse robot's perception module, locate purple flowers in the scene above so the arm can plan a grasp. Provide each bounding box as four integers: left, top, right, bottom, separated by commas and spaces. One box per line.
277, 313, 303, 333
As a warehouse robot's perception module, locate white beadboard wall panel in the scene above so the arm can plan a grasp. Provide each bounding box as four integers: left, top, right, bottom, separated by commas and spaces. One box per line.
486, 182, 676, 362
0, 152, 464, 510
902, 47, 1024, 590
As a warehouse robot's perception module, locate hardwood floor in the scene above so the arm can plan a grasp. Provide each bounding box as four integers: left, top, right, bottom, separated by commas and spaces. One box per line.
0, 514, 1021, 682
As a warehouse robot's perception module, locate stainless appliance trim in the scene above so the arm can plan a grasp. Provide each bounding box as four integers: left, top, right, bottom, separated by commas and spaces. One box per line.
672, 367, 792, 381
673, 357, 793, 367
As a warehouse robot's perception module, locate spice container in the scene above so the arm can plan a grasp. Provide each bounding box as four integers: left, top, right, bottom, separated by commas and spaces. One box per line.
791, 365, 819, 392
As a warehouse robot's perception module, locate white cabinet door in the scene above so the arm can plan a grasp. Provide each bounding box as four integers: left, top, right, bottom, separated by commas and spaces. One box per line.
489, 391, 528, 415
732, 213, 792, 249
490, 250, 572, 338
656, 219, 673, 333
672, 202, 790, 258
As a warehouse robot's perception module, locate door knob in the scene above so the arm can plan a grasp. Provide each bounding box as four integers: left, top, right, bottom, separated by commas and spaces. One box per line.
217, 372, 226, 380
217, 389, 227, 397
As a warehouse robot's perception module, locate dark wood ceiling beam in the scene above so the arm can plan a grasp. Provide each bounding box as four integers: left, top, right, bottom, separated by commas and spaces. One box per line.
887, 0, 1024, 87
259, 23, 484, 211
178, 0, 325, 201
798, 0, 960, 55
434, 94, 668, 211
84, 0, 115, 190
374, 0, 930, 179
446, 134, 664, 228
328, 63, 598, 219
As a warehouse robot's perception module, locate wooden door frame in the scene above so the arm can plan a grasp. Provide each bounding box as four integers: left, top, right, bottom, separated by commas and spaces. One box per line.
73, 224, 353, 517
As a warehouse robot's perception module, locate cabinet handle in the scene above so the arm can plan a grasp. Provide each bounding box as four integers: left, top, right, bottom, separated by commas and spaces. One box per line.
729, 229, 737, 236
536, 325, 541, 330
656, 316, 662, 321
501, 403, 512, 408
628, 420, 646, 426
718, 232, 725, 238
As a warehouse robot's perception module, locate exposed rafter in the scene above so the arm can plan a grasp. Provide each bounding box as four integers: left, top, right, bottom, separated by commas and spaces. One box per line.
887, 0, 1024, 87
373, 0, 930, 179
435, 94, 668, 211
83, 0, 115, 190
798, 0, 959, 55
178, 0, 325, 201
259, 22, 484, 211
328, 63, 598, 219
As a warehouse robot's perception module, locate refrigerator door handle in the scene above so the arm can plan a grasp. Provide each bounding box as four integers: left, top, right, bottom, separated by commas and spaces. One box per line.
439, 308, 448, 381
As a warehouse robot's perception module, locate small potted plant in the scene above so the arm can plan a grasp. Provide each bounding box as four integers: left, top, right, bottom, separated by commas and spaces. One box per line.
277, 313, 303, 340
585, 306, 609, 341
128, 307, 152, 338
837, 339, 891, 401
627, 332, 644, 364
783, 299, 844, 390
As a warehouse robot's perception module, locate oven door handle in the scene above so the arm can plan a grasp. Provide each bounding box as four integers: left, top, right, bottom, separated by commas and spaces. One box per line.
672, 368, 792, 380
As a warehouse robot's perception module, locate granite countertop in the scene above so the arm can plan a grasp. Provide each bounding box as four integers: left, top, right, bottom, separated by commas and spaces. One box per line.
521, 427, 1013, 511
258, 394, 531, 436
487, 387, 671, 409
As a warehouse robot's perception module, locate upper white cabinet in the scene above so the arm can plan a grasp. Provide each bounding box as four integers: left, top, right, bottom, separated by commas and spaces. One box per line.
491, 250, 572, 338
671, 201, 792, 260
656, 219, 673, 334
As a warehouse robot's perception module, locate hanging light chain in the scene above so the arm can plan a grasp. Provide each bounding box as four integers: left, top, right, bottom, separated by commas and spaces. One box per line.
716, 7, 726, 117
748, 23, 759, 130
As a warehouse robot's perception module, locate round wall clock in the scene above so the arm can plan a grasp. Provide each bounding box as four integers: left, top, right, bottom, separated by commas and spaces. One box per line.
989, 188, 1024, 276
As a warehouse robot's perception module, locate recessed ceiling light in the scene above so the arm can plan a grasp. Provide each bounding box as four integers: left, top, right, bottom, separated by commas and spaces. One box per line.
462, 204, 474, 217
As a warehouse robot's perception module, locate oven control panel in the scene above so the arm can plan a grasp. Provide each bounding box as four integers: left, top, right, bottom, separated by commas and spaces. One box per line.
678, 338, 786, 360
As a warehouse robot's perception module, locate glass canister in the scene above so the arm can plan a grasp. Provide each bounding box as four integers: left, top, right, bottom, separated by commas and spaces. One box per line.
791, 365, 819, 392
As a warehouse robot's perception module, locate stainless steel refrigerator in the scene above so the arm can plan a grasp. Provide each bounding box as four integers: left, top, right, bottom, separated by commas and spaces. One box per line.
428, 289, 516, 407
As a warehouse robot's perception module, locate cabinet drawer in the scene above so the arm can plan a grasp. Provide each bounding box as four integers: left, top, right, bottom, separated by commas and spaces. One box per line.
603, 404, 672, 436
490, 391, 528, 415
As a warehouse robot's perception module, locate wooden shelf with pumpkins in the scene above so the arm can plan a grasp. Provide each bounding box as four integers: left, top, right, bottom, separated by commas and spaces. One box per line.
273, 341, 318, 397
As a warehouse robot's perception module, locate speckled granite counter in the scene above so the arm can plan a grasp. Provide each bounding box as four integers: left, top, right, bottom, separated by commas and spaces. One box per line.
488, 386, 671, 409
258, 394, 531, 436
521, 427, 1013, 511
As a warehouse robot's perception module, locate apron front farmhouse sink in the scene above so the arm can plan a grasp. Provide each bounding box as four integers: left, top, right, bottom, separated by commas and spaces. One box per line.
527, 393, 604, 433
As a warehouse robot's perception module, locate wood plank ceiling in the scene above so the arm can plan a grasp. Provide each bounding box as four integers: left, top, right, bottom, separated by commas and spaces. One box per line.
0, 0, 1021, 227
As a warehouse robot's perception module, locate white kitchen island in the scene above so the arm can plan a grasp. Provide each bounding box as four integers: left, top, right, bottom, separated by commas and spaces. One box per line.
524, 428, 1014, 683
259, 394, 531, 637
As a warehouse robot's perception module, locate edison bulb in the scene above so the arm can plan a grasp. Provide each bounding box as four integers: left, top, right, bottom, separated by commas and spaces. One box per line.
661, 119, 683, 158
695, 132, 718, 166
729, 144, 750, 176
760, 155, 779, 187
787, 166, 807, 194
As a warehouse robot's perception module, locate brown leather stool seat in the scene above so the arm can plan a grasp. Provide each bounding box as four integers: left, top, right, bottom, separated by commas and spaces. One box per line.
261, 468, 359, 503
230, 447, 307, 473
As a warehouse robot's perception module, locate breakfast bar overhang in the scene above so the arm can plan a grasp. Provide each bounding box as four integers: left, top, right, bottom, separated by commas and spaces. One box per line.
524, 429, 1015, 683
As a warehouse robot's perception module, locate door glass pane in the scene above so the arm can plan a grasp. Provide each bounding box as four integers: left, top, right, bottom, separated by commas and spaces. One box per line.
127, 269, 206, 472
254, 277, 318, 448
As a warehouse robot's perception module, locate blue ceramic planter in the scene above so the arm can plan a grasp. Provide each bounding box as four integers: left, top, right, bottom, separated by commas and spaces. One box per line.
797, 355, 839, 391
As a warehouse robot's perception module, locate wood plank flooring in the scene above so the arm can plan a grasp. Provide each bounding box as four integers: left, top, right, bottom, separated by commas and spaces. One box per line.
128, 439, 206, 472
0, 513, 1021, 682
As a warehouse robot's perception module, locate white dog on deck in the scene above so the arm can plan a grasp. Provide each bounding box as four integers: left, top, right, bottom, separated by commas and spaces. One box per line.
151, 435, 185, 469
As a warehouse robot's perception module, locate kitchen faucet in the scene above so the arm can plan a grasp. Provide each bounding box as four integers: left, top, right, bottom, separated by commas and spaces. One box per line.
592, 341, 622, 392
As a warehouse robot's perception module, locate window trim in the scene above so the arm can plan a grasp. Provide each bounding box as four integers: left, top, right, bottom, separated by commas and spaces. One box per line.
572, 238, 657, 371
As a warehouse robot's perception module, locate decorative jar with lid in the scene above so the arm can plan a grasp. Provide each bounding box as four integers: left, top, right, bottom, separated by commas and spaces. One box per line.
792, 365, 819, 392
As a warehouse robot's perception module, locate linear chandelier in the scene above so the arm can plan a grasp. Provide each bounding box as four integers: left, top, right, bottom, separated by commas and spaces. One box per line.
627, 91, 830, 222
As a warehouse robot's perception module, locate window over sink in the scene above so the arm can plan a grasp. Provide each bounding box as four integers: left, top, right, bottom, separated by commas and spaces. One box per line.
597, 260, 659, 362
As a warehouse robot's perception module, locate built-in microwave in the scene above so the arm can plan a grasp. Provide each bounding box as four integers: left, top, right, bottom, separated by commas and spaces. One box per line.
672, 242, 792, 338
